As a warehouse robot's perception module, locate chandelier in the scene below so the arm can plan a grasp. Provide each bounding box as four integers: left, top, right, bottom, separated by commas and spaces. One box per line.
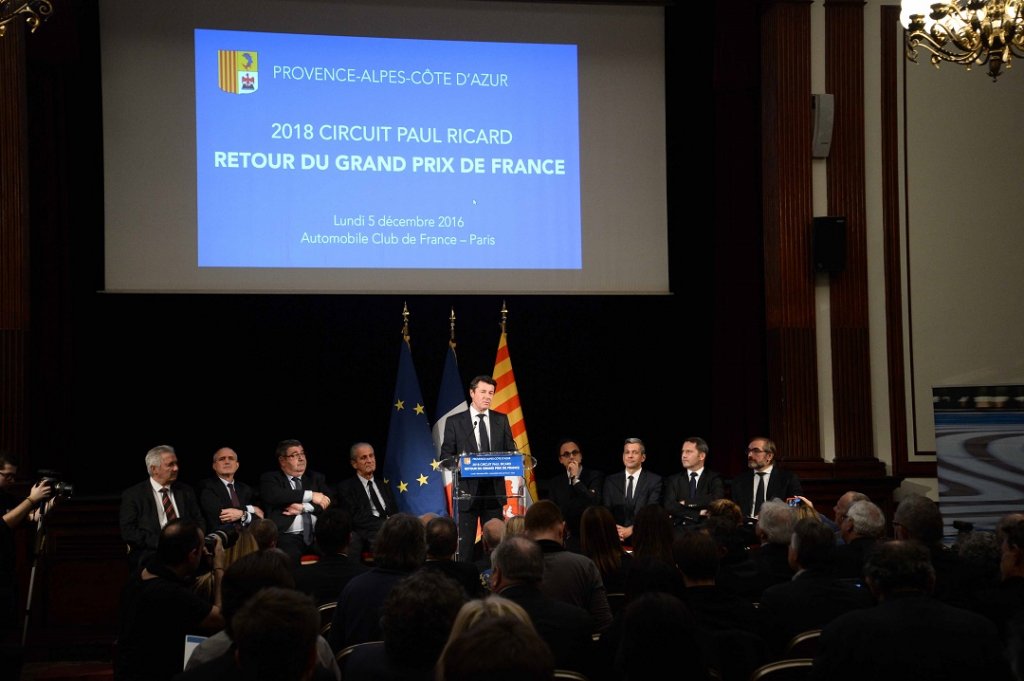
900, 0, 1024, 81
0, 0, 52, 37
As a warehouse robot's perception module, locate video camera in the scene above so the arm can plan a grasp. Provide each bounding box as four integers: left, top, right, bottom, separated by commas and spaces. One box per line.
37, 468, 74, 499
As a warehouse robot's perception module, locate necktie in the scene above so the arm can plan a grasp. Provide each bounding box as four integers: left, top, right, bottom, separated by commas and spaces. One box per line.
477, 414, 491, 452
367, 479, 386, 517
160, 487, 177, 522
292, 476, 313, 545
625, 475, 635, 524
754, 472, 767, 517
227, 482, 241, 508
689, 472, 698, 500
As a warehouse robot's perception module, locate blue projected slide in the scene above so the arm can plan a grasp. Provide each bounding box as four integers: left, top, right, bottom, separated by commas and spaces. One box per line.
194, 29, 581, 270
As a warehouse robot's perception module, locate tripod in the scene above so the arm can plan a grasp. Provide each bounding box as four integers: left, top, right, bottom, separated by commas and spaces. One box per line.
21, 498, 50, 647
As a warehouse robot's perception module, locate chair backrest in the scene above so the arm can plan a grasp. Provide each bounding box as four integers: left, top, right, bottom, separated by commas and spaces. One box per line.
317, 601, 337, 636
553, 670, 590, 681
335, 640, 385, 671
749, 658, 813, 681
783, 629, 821, 659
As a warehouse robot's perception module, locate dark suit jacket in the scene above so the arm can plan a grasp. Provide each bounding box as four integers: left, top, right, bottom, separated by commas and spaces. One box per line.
602, 469, 663, 527
498, 583, 595, 675
259, 469, 332, 534
119, 479, 204, 569
440, 409, 516, 510
662, 468, 724, 528
196, 476, 258, 532
294, 553, 368, 606
336, 474, 398, 550
542, 467, 604, 549
730, 467, 802, 518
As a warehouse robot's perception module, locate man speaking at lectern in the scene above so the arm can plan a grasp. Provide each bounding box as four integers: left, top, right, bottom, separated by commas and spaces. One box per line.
441, 375, 517, 562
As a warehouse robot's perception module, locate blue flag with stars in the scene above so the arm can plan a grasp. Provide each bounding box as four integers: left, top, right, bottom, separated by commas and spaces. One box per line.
383, 338, 448, 516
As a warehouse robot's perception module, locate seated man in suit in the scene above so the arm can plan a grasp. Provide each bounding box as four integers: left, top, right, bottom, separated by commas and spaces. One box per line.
259, 439, 332, 565
440, 375, 517, 563
336, 442, 395, 556
120, 444, 204, 572
662, 436, 724, 532
730, 436, 802, 520
541, 438, 603, 552
602, 437, 663, 544
197, 447, 264, 533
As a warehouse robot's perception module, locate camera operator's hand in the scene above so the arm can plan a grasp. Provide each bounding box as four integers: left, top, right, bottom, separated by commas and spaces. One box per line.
310, 492, 331, 510
28, 480, 53, 505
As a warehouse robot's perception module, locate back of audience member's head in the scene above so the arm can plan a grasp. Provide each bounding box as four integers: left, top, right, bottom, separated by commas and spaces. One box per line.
579, 504, 624, 578
447, 595, 532, 639
756, 499, 795, 546
156, 519, 202, 566
490, 535, 544, 586
624, 554, 686, 602
673, 530, 720, 583
845, 500, 887, 539
631, 504, 675, 562
314, 506, 353, 555
790, 517, 835, 571
956, 529, 1001, 585
251, 517, 279, 551
791, 501, 821, 524
222, 548, 295, 636
524, 500, 563, 537
707, 498, 744, 528
614, 592, 705, 681
863, 539, 935, 598
232, 587, 320, 681
381, 569, 465, 671
481, 518, 505, 551
425, 516, 460, 559
436, 614, 554, 681
504, 515, 526, 539
373, 512, 427, 571
893, 494, 943, 545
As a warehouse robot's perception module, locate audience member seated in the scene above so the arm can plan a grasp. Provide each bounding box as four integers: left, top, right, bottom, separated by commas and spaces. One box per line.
293, 507, 367, 606
475, 517, 505, 586
116, 519, 224, 681
196, 447, 264, 534
540, 438, 605, 552
745, 499, 796, 596
662, 437, 725, 533
674, 530, 764, 638
421, 515, 486, 598
341, 570, 465, 681
489, 535, 595, 676
892, 493, 963, 606
120, 445, 204, 573
260, 439, 333, 566
525, 500, 613, 634
759, 518, 873, 656
504, 514, 526, 539
629, 504, 676, 565
184, 549, 340, 679
328, 512, 425, 651
250, 517, 278, 552
175, 587, 334, 681
579, 505, 633, 595
613, 591, 710, 681
436, 598, 554, 681
812, 540, 1013, 681
829, 499, 886, 579
974, 515, 1024, 638
829, 490, 870, 544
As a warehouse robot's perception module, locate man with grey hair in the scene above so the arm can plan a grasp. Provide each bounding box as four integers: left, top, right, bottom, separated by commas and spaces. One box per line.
749, 498, 797, 594
730, 436, 802, 520
490, 535, 594, 675
831, 499, 886, 578
602, 437, 663, 543
120, 445, 203, 572
197, 447, 264, 533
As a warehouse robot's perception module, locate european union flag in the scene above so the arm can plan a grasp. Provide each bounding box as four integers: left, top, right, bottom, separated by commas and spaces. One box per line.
382, 338, 448, 516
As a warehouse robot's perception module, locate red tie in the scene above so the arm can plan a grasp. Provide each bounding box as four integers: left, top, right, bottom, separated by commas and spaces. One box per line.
227, 483, 241, 508
160, 487, 177, 521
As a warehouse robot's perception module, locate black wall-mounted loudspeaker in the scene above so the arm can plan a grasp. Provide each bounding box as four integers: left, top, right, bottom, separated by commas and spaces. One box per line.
813, 216, 846, 275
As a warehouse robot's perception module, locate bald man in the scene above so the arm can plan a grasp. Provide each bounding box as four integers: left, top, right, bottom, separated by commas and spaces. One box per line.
197, 447, 263, 533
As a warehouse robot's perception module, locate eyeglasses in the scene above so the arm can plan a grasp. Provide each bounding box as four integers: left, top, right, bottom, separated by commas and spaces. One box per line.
559, 450, 581, 458
747, 447, 766, 454
280, 453, 306, 460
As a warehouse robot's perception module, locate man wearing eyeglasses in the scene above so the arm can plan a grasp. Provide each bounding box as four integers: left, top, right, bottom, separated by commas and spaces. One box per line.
541, 438, 604, 552
729, 436, 802, 520
259, 439, 332, 565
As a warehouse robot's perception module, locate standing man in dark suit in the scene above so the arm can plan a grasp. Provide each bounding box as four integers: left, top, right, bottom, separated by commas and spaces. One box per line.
120, 444, 204, 573
197, 447, 264, 533
730, 436, 802, 519
602, 437, 663, 544
542, 438, 604, 552
662, 437, 724, 533
259, 439, 332, 565
336, 442, 396, 556
440, 375, 517, 563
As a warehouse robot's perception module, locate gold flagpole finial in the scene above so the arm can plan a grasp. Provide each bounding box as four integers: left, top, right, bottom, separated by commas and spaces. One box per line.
448, 307, 457, 349
499, 300, 508, 334
401, 301, 410, 343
